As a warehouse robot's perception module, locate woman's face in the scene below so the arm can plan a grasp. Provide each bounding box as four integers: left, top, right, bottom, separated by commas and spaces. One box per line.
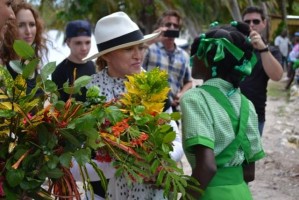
0, 0, 15, 40
16, 8, 36, 45
103, 43, 146, 78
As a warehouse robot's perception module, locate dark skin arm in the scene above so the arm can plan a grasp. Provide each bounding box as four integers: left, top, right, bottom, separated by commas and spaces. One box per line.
188, 145, 217, 199
243, 161, 255, 183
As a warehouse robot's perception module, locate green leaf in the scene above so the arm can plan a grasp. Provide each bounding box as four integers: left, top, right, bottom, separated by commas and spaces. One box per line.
20, 178, 43, 190
159, 124, 172, 133
150, 159, 160, 174
6, 169, 25, 187
105, 106, 124, 123
46, 167, 64, 179
13, 40, 35, 59
74, 75, 92, 87
47, 155, 59, 169
9, 60, 23, 74
3, 184, 18, 200
60, 129, 82, 148
0, 67, 14, 92
164, 174, 171, 197
161, 143, 170, 153
44, 80, 57, 93
73, 148, 91, 165
59, 152, 72, 168
163, 131, 176, 143
69, 114, 96, 132
0, 109, 16, 118
156, 169, 166, 186
23, 58, 39, 79
41, 61, 56, 81
170, 111, 181, 120
37, 124, 58, 149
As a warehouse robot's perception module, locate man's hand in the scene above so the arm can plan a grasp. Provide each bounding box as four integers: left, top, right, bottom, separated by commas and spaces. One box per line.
249, 30, 267, 50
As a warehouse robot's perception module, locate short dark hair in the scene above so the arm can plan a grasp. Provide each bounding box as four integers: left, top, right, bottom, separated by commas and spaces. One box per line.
242, 6, 265, 20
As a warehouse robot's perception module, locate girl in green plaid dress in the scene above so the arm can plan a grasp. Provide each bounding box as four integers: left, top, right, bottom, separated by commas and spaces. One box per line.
181, 22, 265, 199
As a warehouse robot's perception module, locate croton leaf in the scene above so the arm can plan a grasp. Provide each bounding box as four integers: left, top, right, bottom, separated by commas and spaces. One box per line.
0, 67, 14, 93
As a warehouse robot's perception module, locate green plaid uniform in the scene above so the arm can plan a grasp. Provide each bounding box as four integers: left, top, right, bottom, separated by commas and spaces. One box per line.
181, 78, 264, 168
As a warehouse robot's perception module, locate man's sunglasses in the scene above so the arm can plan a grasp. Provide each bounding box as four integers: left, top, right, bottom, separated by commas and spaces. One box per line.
244, 19, 261, 25
164, 22, 180, 29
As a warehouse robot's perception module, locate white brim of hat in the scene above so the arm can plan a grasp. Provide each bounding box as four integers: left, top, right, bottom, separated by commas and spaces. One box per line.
83, 32, 160, 62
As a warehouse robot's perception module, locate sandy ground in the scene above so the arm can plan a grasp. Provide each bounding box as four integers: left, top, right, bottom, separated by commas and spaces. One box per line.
181, 78, 299, 199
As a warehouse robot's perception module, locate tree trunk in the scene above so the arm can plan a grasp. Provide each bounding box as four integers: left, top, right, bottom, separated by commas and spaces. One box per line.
227, 0, 242, 21
138, 0, 157, 34
280, 0, 288, 34
261, 2, 270, 43
247, 0, 254, 6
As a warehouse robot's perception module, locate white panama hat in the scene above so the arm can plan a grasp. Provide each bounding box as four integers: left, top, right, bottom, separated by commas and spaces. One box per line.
83, 11, 160, 61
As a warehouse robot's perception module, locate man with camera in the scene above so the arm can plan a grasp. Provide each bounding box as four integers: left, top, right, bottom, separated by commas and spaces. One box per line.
143, 10, 192, 114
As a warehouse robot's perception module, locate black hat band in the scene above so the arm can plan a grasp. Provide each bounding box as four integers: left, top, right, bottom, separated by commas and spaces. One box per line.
97, 30, 144, 53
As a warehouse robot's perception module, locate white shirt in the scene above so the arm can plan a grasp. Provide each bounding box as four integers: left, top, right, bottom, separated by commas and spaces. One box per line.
274, 35, 290, 57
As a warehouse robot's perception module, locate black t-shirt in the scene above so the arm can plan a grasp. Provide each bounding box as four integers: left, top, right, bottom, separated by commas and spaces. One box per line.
240, 45, 282, 122
51, 59, 96, 102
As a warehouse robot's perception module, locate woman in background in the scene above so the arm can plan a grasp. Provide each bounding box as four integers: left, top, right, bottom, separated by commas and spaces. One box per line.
0, 1, 47, 94
0, 0, 15, 47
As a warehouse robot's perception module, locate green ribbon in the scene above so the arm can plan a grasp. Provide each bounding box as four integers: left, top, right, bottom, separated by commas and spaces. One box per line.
196, 38, 244, 63
292, 59, 299, 70
191, 37, 257, 77
234, 54, 257, 76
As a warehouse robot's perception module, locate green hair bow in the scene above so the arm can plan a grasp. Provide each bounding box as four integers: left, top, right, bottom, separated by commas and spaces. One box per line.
191, 37, 257, 77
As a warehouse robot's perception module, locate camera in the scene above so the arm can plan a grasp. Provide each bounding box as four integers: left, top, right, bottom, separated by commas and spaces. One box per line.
163, 30, 180, 38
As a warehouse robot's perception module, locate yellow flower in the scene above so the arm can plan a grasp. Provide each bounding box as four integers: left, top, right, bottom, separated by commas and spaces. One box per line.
120, 68, 170, 114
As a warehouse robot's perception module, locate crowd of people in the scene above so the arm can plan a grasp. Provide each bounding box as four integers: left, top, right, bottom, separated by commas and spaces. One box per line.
0, 0, 292, 199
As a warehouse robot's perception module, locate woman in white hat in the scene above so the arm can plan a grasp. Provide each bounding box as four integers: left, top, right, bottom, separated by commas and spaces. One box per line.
78, 11, 184, 200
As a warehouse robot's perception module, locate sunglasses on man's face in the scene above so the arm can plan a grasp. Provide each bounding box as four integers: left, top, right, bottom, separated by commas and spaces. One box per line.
244, 19, 261, 25
164, 22, 180, 29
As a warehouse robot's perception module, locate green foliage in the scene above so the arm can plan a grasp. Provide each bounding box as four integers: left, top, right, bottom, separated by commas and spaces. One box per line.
0, 39, 200, 199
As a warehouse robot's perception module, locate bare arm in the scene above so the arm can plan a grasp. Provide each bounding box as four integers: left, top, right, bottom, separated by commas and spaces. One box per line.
260, 51, 283, 81
243, 161, 255, 183
188, 145, 217, 199
250, 31, 283, 81
172, 81, 193, 107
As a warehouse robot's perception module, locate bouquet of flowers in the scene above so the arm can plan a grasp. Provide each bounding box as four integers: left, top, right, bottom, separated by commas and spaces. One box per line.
0, 40, 199, 200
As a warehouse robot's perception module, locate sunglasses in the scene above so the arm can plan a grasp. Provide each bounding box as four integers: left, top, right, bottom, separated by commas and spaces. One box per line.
164, 22, 180, 29
244, 19, 261, 25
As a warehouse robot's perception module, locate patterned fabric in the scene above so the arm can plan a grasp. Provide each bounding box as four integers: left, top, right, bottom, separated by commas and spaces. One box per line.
87, 67, 126, 101
181, 78, 264, 169
142, 42, 192, 102
87, 67, 176, 199
106, 175, 165, 200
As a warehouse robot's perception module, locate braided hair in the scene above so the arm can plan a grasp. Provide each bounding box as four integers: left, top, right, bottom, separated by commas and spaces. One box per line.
191, 21, 256, 88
